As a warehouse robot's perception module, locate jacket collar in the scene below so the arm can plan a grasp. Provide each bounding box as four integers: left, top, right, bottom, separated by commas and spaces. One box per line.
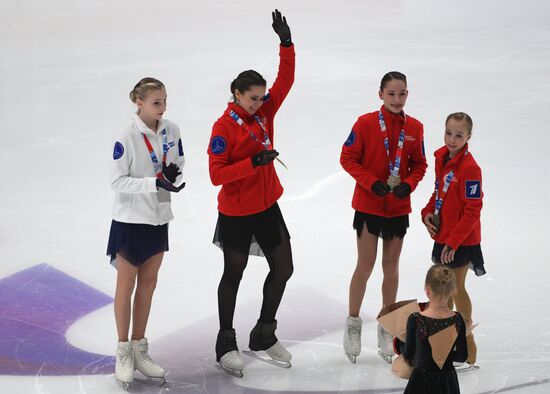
435, 143, 469, 168
227, 102, 256, 123
132, 113, 168, 137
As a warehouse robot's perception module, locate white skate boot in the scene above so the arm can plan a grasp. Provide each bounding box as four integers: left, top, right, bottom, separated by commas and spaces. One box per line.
115, 341, 134, 390
244, 319, 292, 368
219, 350, 245, 378
377, 323, 394, 364
343, 316, 362, 363
131, 338, 166, 384
216, 329, 244, 378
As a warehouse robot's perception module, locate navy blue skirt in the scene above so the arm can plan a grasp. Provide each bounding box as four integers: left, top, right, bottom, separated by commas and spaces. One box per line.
107, 220, 169, 268
353, 211, 409, 240
431, 242, 486, 276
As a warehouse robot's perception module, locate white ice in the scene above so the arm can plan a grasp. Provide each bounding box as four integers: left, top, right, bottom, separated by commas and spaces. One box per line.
1, 0, 550, 393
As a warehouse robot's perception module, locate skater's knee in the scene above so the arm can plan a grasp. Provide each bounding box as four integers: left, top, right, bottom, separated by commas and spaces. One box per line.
272, 263, 293, 282
136, 275, 157, 294
222, 269, 244, 284
116, 277, 136, 298
381, 260, 399, 278
355, 258, 375, 276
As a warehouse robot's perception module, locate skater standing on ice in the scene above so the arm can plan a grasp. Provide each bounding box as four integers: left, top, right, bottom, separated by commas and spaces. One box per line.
207, 9, 295, 378
421, 112, 485, 370
340, 72, 427, 363
394, 265, 468, 394
107, 77, 185, 388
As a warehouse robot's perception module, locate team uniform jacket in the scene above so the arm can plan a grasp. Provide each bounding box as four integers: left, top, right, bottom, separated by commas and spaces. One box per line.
340, 105, 428, 217
208, 44, 295, 216
421, 144, 483, 250
110, 113, 185, 225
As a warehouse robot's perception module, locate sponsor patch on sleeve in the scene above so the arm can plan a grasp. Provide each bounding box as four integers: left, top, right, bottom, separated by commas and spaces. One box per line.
465, 180, 481, 199
344, 130, 356, 147
178, 138, 184, 156
210, 135, 227, 155
113, 141, 124, 160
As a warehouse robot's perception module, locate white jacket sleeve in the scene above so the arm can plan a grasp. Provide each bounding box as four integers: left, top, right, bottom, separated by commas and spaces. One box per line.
110, 134, 157, 193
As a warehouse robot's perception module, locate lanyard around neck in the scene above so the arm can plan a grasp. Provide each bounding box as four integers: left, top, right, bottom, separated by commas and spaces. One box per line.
142, 128, 168, 179
229, 110, 272, 150
378, 110, 406, 177
434, 150, 468, 214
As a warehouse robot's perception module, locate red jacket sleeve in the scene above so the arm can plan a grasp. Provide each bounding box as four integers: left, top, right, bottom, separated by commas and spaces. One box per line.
340, 121, 379, 190
262, 45, 295, 120
445, 164, 483, 250
208, 128, 256, 186
403, 127, 428, 191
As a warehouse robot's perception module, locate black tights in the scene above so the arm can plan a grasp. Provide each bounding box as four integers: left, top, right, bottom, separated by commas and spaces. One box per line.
218, 222, 293, 330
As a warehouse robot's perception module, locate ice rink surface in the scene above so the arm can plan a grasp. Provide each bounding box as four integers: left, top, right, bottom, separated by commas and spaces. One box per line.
1, 0, 549, 393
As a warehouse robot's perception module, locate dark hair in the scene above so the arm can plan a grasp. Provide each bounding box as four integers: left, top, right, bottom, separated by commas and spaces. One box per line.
425, 265, 456, 299
130, 77, 165, 103
446, 112, 473, 135
230, 70, 266, 99
380, 71, 407, 91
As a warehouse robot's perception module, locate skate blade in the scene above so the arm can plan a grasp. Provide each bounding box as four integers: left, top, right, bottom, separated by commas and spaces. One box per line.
116, 379, 131, 391
456, 363, 480, 373
134, 376, 167, 386
243, 350, 291, 368
215, 363, 243, 378
377, 350, 393, 364
345, 353, 357, 364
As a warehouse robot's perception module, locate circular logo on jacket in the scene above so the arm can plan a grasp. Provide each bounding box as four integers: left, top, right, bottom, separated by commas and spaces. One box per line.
210, 136, 227, 155
113, 141, 124, 160
344, 130, 356, 147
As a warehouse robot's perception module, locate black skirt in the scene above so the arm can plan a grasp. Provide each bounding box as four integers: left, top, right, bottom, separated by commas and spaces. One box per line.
106, 220, 169, 268
431, 242, 486, 276
353, 211, 409, 240
213, 203, 290, 257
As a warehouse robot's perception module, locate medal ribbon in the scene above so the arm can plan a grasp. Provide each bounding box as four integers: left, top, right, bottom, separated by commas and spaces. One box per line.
230, 110, 272, 150
433, 150, 469, 215
434, 170, 454, 215
378, 111, 406, 177
142, 128, 168, 180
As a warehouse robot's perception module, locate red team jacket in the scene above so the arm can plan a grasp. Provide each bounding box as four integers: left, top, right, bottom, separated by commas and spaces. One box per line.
340, 106, 428, 217
208, 45, 295, 216
421, 144, 483, 250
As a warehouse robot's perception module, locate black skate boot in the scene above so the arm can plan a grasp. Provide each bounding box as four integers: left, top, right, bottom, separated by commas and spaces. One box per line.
215, 329, 244, 378
243, 319, 292, 368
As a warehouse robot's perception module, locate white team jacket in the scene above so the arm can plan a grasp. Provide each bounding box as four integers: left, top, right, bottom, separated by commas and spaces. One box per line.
110, 114, 185, 225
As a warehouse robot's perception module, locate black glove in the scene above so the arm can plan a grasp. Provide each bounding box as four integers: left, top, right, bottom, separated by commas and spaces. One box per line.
162, 162, 181, 183
393, 182, 411, 198
252, 149, 279, 168
372, 180, 391, 196
156, 178, 186, 193
272, 9, 292, 47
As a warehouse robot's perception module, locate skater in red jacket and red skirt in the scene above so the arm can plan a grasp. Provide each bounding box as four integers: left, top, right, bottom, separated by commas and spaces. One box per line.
340, 72, 428, 364
421, 112, 485, 370
207, 10, 294, 378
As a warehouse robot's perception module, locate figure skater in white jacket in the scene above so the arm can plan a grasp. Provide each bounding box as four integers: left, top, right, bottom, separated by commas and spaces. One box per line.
107, 77, 185, 388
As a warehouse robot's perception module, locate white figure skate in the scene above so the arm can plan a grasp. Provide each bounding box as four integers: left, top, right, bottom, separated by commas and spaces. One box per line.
377, 323, 394, 364
132, 338, 166, 385
343, 316, 362, 363
115, 341, 134, 390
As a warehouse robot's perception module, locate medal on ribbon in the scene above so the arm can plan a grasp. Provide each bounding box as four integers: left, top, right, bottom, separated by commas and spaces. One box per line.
378, 111, 406, 190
